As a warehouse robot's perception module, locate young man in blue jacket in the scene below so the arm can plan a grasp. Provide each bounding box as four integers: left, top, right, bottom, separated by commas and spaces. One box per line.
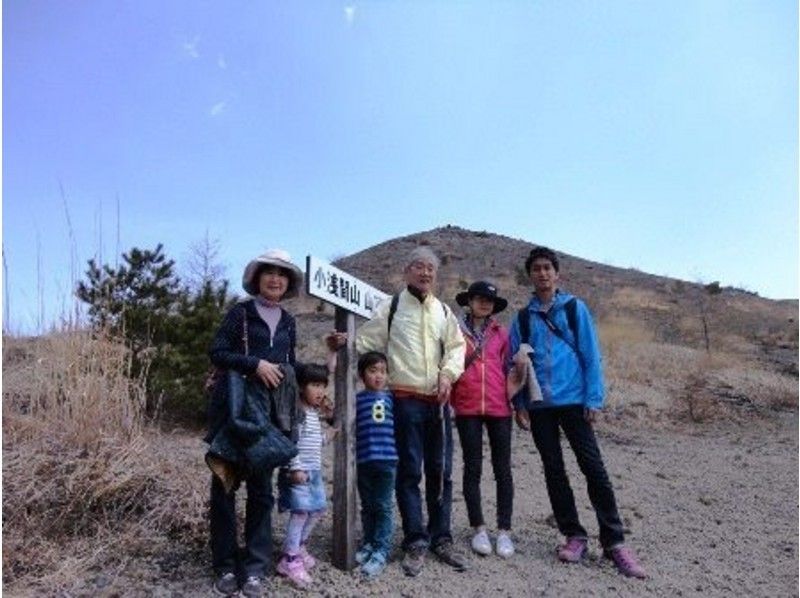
508, 246, 646, 579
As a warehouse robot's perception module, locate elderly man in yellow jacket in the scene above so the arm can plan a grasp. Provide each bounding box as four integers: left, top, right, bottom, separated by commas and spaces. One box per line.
356, 246, 467, 577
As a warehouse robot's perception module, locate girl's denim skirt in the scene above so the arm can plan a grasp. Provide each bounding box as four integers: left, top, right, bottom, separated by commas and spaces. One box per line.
278, 469, 327, 513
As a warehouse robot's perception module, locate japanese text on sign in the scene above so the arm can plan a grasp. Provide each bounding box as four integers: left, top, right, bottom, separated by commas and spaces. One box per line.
306, 256, 390, 319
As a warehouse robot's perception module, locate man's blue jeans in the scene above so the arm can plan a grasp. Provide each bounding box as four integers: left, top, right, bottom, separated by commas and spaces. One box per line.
529, 404, 625, 548
357, 460, 397, 557
394, 397, 453, 551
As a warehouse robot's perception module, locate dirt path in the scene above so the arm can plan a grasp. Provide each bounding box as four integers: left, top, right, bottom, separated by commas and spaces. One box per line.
80, 415, 798, 598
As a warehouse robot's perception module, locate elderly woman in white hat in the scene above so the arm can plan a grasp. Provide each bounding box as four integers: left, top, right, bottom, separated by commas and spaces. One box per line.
206, 249, 304, 597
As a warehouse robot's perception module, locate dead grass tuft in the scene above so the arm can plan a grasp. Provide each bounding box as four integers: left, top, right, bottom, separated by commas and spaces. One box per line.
678, 356, 797, 423
2, 331, 206, 595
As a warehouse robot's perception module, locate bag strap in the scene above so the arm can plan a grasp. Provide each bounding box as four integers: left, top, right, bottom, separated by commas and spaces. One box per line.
388, 292, 450, 363
535, 298, 579, 356
388, 292, 449, 335
461, 318, 493, 371
517, 307, 530, 345
519, 298, 579, 354
387, 293, 401, 335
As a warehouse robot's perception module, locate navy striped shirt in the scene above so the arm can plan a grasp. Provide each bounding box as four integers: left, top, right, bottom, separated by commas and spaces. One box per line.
356, 390, 398, 464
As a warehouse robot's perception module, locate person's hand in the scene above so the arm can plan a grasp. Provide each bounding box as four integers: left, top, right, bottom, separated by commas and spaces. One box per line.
289, 470, 309, 485
514, 409, 531, 431
325, 331, 348, 352
320, 395, 335, 421
256, 360, 284, 388
584, 407, 600, 424
437, 373, 452, 405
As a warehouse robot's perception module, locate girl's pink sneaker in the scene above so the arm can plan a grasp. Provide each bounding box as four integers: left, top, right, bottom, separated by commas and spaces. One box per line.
277, 553, 313, 588
299, 545, 317, 570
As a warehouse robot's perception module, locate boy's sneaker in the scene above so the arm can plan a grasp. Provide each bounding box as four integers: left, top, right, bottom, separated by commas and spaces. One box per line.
213, 572, 238, 596
277, 553, 312, 589
496, 532, 515, 558
355, 543, 373, 565
470, 529, 492, 556
401, 544, 427, 577
299, 544, 317, 570
605, 545, 647, 579
557, 537, 588, 563
360, 551, 388, 579
240, 576, 264, 598
431, 540, 469, 571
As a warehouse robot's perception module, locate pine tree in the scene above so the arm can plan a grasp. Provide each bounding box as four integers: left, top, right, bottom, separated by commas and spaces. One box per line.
77, 244, 231, 421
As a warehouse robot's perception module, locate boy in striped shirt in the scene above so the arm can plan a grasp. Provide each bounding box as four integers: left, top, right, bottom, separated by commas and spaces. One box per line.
354, 351, 398, 579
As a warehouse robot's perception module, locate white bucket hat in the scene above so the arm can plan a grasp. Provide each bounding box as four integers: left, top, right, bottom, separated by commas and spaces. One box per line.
242, 249, 304, 299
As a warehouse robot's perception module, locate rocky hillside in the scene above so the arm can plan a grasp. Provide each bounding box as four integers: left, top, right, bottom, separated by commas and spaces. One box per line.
286, 225, 797, 422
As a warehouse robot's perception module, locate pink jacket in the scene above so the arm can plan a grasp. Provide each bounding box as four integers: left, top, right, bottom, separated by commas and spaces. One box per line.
451, 317, 512, 417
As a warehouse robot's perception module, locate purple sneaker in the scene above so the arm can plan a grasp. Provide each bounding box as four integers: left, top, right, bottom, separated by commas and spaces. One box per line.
605, 545, 647, 579
557, 537, 588, 563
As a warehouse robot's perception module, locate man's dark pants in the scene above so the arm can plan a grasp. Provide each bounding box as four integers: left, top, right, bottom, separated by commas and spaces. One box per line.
394, 396, 453, 551
529, 404, 625, 548
210, 467, 275, 579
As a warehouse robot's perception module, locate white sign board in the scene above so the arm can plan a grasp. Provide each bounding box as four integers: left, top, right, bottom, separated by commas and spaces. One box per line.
306, 255, 391, 319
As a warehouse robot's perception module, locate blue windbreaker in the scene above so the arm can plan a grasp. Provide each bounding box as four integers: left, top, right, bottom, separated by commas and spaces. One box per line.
508, 290, 604, 410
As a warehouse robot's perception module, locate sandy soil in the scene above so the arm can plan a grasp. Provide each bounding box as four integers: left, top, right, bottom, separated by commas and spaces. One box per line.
68, 414, 798, 598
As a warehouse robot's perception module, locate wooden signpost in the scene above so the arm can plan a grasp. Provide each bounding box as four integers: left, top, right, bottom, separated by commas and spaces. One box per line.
305, 256, 390, 571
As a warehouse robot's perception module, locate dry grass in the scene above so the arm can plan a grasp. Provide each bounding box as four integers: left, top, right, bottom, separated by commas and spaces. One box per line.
598, 316, 797, 425
2, 331, 206, 595
608, 286, 674, 312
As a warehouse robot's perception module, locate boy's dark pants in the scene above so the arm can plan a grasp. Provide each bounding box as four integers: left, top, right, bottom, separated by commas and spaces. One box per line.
529, 405, 625, 548
455, 415, 513, 530
210, 467, 274, 579
357, 460, 397, 557
394, 396, 454, 551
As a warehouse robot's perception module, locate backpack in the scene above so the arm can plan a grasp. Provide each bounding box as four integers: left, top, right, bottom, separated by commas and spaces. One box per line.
518, 297, 579, 355
387, 292, 449, 357
387, 293, 450, 333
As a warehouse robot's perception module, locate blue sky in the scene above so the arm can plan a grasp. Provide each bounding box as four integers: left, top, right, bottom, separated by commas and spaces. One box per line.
3, 1, 797, 333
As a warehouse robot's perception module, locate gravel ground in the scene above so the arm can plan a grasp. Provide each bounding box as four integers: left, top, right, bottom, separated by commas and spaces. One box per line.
56, 413, 799, 598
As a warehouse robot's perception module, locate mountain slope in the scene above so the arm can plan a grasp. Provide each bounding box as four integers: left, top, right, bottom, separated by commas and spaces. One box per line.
288, 225, 797, 421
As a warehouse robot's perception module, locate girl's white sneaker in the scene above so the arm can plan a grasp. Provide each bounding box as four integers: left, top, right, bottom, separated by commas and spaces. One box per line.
496, 532, 515, 558
471, 529, 492, 556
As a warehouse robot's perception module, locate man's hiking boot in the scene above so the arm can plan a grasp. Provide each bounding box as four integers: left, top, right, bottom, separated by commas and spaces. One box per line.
557, 537, 588, 563
402, 544, 426, 577
605, 545, 647, 579
240, 576, 264, 598
432, 540, 469, 571
213, 572, 238, 596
